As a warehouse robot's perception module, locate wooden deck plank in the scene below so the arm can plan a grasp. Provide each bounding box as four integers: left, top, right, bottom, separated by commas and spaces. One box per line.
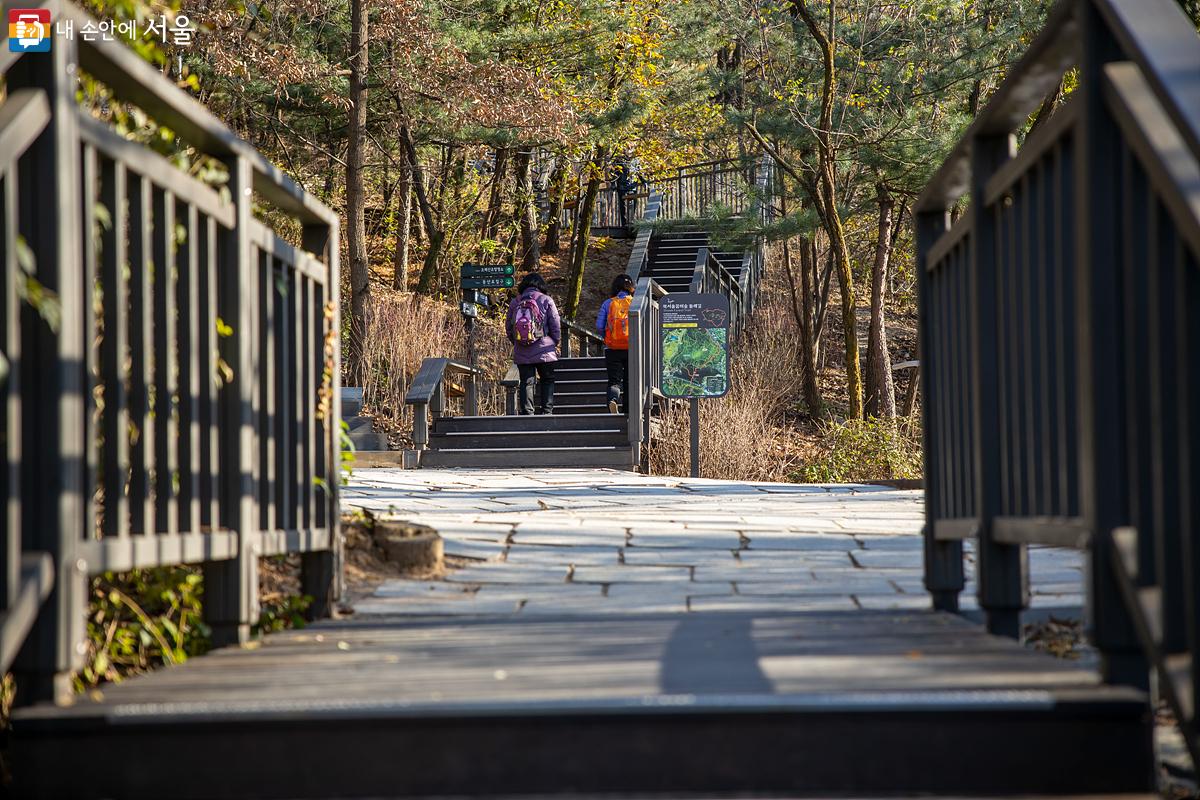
22, 610, 1108, 717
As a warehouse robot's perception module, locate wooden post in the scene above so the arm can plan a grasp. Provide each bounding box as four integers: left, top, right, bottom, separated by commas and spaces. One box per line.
205, 154, 258, 647
8, 30, 88, 705
1075, 0, 1146, 688
916, 209, 964, 613
301, 220, 341, 617
970, 132, 1029, 639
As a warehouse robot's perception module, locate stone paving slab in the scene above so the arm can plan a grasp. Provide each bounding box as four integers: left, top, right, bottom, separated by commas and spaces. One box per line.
342, 468, 1085, 618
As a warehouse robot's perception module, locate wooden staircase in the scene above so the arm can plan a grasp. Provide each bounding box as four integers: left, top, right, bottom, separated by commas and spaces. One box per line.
642, 229, 743, 293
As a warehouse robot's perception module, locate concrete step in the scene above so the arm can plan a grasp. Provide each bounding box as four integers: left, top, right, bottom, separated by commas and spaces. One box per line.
430, 430, 627, 449
340, 386, 364, 418
421, 445, 636, 469
433, 414, 626, 433
348, 430, 389, 451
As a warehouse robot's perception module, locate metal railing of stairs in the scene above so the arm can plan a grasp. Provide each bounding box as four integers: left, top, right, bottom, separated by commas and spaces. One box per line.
917, 0, 1200, 767
0, 0, 342, 703
624, 154, 775, 466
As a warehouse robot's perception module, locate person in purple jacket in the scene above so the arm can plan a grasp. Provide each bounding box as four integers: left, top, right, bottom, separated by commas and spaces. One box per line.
506, 272, 562, 415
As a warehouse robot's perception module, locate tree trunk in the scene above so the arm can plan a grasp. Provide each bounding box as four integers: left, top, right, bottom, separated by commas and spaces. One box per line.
864, 183, 896, 418
393, 164, 412, 291
399, 123, 444, 295
513, 148, 540, 271
479, 146, 509, 251
543, 159, 568, 254
566, 147, 605, 318
345, 0, 369, 379
793, 0, 863, 419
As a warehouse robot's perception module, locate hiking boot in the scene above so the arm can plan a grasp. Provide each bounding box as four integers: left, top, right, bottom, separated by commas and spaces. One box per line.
608, 400, 619, 415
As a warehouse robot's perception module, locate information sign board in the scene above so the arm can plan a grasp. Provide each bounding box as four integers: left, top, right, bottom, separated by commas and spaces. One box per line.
659, 293, 731, 398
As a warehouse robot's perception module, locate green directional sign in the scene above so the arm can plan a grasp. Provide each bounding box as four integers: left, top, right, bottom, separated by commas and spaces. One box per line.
461, 276, 515, 289
461, 263, 515, 278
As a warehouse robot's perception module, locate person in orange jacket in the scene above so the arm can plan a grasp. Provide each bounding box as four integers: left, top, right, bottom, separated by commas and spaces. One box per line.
596, 274, 635, 415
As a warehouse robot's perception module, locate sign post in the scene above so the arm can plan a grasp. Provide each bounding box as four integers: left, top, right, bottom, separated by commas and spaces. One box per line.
659, 293, 731, 478
458, 264, 514, 415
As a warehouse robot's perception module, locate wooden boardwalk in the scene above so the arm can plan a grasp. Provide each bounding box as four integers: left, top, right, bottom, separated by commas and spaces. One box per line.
13, 470, 1151, 798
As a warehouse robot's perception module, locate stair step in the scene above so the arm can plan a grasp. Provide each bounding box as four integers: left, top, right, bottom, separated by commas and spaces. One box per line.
552, 390, 608, 404
553, 379, 608, 393
421, 446, 636, 468
431, 431, 626, 449
433, 414, 626, 433
348, 431, 389, 451
555, 357, 605, 369
546, 368, 608, 382
552, 404, 615, 415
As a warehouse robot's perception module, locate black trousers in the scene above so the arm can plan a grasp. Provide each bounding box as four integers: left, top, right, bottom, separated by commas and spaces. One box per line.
517, 363, 555, 415
605, 348, 629, 413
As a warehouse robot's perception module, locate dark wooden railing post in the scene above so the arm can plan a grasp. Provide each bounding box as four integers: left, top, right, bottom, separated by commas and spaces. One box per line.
205, 154, 258, 647
1076, 0, 1146, 687
300, 220, 341, 617
7, 29, 87, 705
970, 133, 1029, 638
917, 209, 965, 612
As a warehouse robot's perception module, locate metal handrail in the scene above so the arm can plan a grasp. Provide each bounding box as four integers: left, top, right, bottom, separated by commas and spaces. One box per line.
561, 318, 605, 357
405, 358, 483, 449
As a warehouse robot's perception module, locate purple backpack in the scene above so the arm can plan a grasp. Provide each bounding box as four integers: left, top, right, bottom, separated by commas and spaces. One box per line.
513, 295, 545, 345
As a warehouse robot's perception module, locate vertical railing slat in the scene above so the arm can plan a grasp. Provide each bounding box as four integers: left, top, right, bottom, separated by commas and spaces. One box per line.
176, 201, 202, 535
152, 187, 178, 536
274, 260, 292, 529
198, 214, 221, 530
258, 248, 276, 533
1, 168, 19, 612
99, 156, 129, 539
127, 172, 155, 535
299, 274, 313, 529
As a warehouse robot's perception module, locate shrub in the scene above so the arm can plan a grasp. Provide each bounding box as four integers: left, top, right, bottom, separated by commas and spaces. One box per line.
74, 567, 211, 691
794, 416, 923, 484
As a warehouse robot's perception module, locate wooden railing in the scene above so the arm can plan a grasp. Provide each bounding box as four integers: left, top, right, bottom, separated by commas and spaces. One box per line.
561, 318, 605, 358
917, 0, 1200, 765
1, 0, 341, 703
404, 358, 482, 447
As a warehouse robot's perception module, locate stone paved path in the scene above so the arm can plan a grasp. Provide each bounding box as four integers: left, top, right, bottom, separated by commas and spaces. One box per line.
341, 469, 1084, 616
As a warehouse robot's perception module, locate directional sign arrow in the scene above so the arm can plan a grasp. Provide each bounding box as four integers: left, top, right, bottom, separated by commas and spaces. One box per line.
460, 263, 515, 278
461, 276, 515, 289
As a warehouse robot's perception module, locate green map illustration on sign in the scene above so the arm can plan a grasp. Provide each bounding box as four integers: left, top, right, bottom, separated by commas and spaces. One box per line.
662, 327, 728, 397
660, 293, 731, 398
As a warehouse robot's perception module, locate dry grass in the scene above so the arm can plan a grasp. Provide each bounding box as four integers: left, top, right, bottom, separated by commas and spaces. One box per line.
356, 290, 510, 446
648, 276, 812, 482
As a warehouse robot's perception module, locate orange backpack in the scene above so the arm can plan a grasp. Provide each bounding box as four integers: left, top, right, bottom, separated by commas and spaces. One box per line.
605, 295, 633, 349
